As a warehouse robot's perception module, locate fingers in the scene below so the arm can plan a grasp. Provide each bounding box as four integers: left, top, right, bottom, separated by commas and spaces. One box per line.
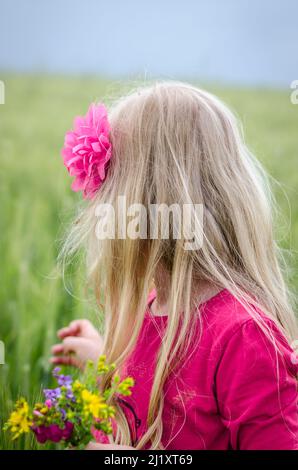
50, 336, 96, 369
76, 319, 101, 339
52, 336, 86, 356
85, 442, 135, 450
51, 343, 64, 355
51, 320, 103, 371
57, 321, 81, 339
57, 319, 100, 340
85, 442, 107, 450
51, 337, 79, 367
51, 342, 80, 367
50, 354, 82, 369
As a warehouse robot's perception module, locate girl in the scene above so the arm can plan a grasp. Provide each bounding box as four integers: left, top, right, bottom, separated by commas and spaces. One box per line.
52, 82, 298, 450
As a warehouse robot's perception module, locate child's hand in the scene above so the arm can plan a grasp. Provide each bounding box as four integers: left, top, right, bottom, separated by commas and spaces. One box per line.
50, 319, 103, 369
85, 442, 135, 450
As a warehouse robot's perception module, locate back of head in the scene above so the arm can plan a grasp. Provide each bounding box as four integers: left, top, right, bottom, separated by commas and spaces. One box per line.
62, 81, 297, 448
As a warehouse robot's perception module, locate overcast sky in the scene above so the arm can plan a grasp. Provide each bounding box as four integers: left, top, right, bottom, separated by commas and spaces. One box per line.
0, 0, 297, 86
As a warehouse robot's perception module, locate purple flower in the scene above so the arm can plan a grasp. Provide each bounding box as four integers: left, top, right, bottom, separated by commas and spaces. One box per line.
65, 388, 74, 400
32, 425, 48, 444
32, 422, 74, 444
58, 375, 72, 387
43, 387, 61, 403
61, 421, 74, 440
47, 424, 64, 443
52, 367, 61, 377
52, 367, 72, 387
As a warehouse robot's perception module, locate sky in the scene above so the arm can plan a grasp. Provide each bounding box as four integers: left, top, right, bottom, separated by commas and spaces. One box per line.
0, 0, 297, 86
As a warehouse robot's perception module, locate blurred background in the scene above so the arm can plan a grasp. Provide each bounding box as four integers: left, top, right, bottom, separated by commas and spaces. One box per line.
0, 0, 297, 449
1, 0, 298, 85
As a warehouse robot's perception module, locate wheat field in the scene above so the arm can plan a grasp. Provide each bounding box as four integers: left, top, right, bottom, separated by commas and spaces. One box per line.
0, 76, 297, 449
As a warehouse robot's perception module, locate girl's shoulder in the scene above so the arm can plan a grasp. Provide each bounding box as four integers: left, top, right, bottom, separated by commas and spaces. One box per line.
207, 292, 298, 450
199, 289, 297, 376
200, 288, 275, 338
146, 288, 297, 373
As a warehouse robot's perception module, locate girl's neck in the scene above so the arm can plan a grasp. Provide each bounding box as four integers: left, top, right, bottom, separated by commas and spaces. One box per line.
152, 269, 222, 317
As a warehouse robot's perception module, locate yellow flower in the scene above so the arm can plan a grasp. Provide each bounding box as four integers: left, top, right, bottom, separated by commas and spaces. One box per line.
4, 398, 32, 440
117, 377, 135, 396
80, 389, 114, 420
73, 380, 83, 392
97, 355, 110, 374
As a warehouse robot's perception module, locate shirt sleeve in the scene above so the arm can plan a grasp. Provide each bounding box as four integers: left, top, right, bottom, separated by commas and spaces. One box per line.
215, 318, 298, 450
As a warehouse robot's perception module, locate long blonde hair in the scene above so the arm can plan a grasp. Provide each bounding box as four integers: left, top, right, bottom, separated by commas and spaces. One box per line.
61, 81, 297, 448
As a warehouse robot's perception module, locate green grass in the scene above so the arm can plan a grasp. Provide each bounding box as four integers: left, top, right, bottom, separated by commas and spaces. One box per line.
0, 76, 297, 449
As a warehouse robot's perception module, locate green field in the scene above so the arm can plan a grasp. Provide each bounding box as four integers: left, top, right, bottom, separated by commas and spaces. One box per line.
0, 76, 297, 449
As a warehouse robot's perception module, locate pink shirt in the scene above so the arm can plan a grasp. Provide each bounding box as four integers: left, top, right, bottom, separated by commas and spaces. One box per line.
98, 289, 298, 449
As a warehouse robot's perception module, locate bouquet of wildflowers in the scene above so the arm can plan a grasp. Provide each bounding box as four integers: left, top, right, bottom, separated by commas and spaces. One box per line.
4, 355, 134, 449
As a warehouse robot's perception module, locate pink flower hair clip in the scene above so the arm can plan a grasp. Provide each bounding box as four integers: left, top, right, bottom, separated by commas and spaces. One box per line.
61, 103, 112, 199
